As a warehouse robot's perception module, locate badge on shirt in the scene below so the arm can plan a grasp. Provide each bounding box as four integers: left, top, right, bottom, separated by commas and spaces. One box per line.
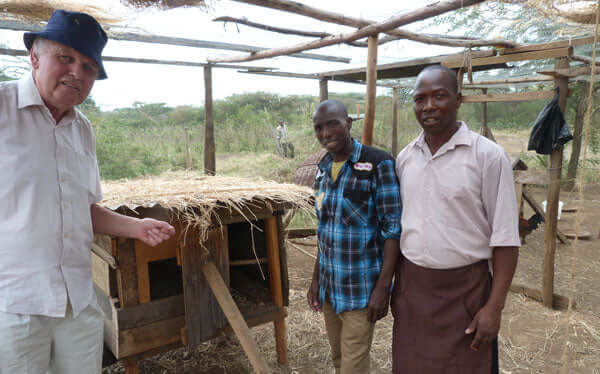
353, 162, 373, 172
315, 191, 325, 211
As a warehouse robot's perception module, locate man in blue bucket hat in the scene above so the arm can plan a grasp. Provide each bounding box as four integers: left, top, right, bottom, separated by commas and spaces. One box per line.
0, 10, 175, 373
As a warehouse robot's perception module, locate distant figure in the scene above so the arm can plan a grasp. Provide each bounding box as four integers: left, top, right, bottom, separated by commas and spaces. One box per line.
308, 100, 402, 373
0, 10, 175, 373
392, 65, 520, 373
276, 120, 294, 158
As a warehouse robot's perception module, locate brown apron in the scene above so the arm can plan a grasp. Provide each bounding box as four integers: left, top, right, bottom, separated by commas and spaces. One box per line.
391, 256, 492, 374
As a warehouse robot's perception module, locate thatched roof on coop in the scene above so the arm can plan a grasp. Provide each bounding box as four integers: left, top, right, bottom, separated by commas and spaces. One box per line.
100, 173, 314, 236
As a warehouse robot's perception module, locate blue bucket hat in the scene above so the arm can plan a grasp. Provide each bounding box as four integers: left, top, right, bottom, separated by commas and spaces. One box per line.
24, 10, 108, 80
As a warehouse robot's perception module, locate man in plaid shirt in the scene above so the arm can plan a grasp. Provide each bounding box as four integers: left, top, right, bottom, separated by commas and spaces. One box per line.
307, 100, 402, 374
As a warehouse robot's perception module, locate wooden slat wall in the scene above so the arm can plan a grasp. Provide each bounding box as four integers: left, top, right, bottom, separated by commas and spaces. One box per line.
182, 227, 230, 348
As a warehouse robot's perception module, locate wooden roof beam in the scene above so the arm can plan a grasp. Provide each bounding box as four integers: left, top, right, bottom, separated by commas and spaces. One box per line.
0, 47, 278, 71
214, 16, 514, 49
231, 0, 518, 49
0, 19, 350, 64
208, 0, 487, 63
236, 70, 398, 87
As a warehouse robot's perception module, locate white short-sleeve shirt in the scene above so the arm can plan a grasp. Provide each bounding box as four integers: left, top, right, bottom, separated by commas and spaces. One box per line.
396, 122, 520, 269
0, 74, 102, 317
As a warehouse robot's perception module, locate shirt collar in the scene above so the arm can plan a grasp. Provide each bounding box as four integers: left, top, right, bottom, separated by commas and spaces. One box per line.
318, 138, 362, 171
412, 121, 472, 154
17, 73, 46, 109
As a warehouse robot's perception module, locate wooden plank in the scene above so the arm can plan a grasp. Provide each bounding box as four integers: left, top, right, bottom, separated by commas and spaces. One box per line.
182, 227, 229, 348
276, 215, 290, 307
116, 239, 139, 308
543, 57, 569, 309
510, 283, 573, 310
230, 258, 269, 266
537, 66, 591, 79
513, 170, 548, 185
204, 66, 216, 176
265, 216, 288, 365
123, 357, 140, 374
117, 295, 185, 330
201, 262, 271, 374
319, 79, 328, 102
208, 0, 486, 63
392, 87, 399, 156
514, 183, 523, 218
134, 229, 179, 304
362, 34, 378, 146
444, 47, 572, 69
462, 90, 555, 103
0, 19, 350, 64
126, 304, 286, 361
499, 36, 594, 55
119, 315, 186, 357
0, 48, 278, 70
95, 285, 119, 358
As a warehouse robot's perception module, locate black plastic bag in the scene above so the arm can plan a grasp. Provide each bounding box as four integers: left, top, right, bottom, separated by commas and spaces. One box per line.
527, 87, 573, 154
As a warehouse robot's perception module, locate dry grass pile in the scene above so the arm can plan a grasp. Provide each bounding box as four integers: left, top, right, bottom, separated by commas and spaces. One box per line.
101, 171, 314, 242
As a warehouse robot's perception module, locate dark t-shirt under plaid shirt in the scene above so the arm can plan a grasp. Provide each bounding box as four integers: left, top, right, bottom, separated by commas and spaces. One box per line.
313, 139, 402, 313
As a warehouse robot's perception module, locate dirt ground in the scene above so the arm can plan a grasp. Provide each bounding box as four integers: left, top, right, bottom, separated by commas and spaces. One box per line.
104, 131, 600, 373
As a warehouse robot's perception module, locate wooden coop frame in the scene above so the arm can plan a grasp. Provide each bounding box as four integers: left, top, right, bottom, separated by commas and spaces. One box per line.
92, 199, 294, 374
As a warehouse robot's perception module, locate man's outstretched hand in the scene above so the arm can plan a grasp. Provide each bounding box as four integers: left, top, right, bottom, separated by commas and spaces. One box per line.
134, 218, 176, 247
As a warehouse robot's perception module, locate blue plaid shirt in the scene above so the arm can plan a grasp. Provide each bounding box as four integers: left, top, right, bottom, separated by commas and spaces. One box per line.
313, 139, 402, 313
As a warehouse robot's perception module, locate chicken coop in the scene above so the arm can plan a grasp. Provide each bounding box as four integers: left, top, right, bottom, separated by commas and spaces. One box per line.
91, 174, 313, 372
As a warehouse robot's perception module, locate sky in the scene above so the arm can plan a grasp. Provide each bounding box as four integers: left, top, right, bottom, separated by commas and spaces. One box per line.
0, 0, 463, 110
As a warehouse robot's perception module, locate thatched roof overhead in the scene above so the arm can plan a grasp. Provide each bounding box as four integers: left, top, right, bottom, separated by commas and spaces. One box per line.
0, 0, 206, 25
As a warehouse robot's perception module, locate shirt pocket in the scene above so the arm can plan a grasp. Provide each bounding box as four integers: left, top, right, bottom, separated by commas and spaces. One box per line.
341, 187, 371, 226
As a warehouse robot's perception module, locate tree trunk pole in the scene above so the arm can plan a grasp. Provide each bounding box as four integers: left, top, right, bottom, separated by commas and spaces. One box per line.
204, 66, 216, 175
566, 81, 589, 190
319, 78, 328, 102
392, 87, 399, 156
362, 34, 378, 146
479, 88, 496, 142
543, 57, 569, 309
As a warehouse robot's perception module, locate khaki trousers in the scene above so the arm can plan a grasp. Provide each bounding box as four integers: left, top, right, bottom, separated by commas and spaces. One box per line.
323, 302, 375, 374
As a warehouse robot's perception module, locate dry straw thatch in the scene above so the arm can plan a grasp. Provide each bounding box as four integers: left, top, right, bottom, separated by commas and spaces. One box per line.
100, 172, 314, 242
0, 0, 120, 24
0, 0, 206, 24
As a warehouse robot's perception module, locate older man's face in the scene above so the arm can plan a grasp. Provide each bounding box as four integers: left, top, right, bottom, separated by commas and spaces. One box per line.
30, 39, 99, 117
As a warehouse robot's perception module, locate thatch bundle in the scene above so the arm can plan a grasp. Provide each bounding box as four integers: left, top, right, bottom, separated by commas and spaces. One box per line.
0, 0, 119, 24
101, 172, 314, 241
0, 0, 206, 24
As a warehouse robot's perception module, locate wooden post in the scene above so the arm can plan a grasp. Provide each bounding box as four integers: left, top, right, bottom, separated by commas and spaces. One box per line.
356, 103, 360, 117
542, 57, 569, 309
124, 357, 140, 374
184, 127, 192, 169
392, 87, 399, 156
265, 216, 288, 365
479, 88, 496, 142
319, 78, 328, 102
361, 34, 378, 146
201, 262, 271, 374
204, 65, 216, 175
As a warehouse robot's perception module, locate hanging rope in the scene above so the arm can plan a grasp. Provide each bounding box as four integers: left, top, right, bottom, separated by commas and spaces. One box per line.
559, 1, 599, 372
